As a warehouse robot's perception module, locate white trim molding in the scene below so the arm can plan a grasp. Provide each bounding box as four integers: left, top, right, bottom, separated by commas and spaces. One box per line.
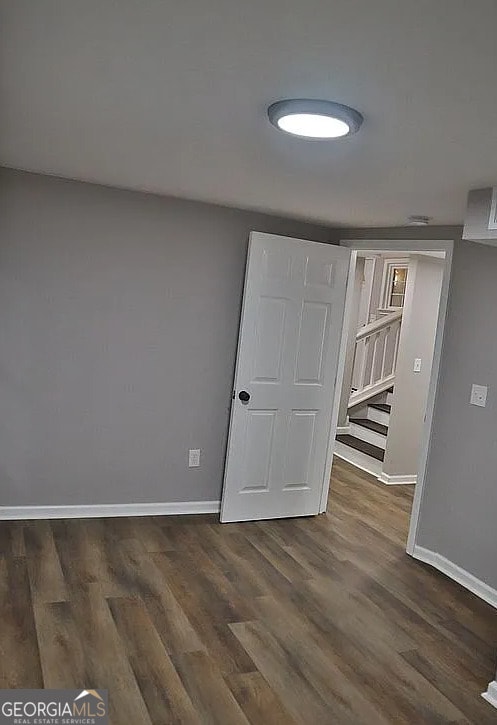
377, 472, 417, 485
482, 680, 497, 710
336, 425, 351, 435
412, 545, 497, 610
0, 500, 221, 520
320, 250, 358, 513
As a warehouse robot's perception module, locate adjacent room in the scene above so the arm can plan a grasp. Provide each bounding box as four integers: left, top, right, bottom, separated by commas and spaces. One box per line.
0, 1, 496, 723
335, 248, 445, 486
329, 246, 447, 555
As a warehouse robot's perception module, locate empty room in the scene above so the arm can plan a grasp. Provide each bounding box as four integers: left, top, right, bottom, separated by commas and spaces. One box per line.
0, 1, 496, 723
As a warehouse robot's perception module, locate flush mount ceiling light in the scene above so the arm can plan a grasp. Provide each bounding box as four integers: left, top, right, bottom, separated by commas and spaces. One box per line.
268, 99, 363, 139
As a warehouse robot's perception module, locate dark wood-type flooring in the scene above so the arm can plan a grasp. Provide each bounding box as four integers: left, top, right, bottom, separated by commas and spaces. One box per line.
1, 457, 496, 723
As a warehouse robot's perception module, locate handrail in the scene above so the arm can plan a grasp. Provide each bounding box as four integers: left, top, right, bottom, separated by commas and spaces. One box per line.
349, 309, 403, 409
356, 309, 403, 342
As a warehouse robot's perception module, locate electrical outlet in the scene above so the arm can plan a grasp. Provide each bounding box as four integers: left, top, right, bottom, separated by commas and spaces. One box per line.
470, 384, 488, 408
188, 448, 201, 467
413, 358, 422, 373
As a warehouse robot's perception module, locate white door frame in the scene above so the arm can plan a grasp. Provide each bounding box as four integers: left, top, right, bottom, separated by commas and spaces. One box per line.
322, 238, 454, 556
319, 250, 358, 512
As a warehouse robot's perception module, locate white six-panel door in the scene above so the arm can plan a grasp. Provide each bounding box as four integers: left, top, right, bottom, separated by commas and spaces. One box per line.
220, 232, 351, 522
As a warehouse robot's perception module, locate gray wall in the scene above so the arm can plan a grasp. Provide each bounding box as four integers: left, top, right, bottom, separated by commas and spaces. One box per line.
415, 239, 497, 589
383, 256, 443, 478
0, 168, 333, 505
1, 170, 495, 596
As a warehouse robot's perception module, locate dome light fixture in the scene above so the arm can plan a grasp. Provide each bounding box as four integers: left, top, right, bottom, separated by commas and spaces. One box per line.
268, 99, 363, 139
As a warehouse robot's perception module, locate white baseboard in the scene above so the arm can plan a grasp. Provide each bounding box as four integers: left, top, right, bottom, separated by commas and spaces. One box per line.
333, 443, 382, 478
336, 426, 351, 435
334, 444, 415, 486
377, 472, 417, 485
482, 680, 497, 710
0, 500, 221, 520
412, 545, 497, 610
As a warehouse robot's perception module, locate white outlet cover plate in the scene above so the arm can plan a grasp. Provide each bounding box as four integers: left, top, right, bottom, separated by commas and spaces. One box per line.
188, 449, 201, 467
470, 384, 488, 408
414, 358, 422, 372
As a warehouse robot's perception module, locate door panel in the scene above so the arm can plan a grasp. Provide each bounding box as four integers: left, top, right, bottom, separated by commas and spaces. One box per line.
295, 301, 329, 383
240, 410, 276, 492
221, 232, 350, 522
283, 411, 317, 489
252, 297, 286, 381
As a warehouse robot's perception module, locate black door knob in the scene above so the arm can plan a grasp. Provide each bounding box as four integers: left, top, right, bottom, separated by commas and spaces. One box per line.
238, 391, 250, 403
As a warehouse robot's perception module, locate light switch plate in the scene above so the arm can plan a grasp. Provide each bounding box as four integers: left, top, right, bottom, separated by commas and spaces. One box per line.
470, 384, 488, 408
188, 449, 201, 467
413, 358, 422, 373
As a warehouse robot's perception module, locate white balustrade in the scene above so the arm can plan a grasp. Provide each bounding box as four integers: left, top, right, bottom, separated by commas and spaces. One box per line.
349, 310, 402, 409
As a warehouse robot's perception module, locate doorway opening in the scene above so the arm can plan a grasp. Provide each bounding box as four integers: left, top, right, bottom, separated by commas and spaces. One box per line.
220, 231, 453, 562
326, 239, 453, 554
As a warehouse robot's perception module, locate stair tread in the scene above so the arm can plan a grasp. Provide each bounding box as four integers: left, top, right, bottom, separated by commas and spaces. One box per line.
350, 418, 388, 436
336, 434, 385, 462
369, 403, 391, 413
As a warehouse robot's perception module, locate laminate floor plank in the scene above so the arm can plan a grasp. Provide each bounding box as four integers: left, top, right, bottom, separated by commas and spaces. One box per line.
108, 597, 202, 725
51, 518, 130, 598
0, 521, 26, 558
231, 619, 353, 724
251, 594, 392, 724
1, 455, 495, 724
33, 600, 88, 688
362, 574, 494, 683
111, 539, 206, 657
153, 552, 257, 675
69, 586, 153, 725
401, 648, 497, 725
242, 526, 315, 584
172, 650, 251, 725
0, 556, 43, 689
201, 525, 281, 599
252, 585, 463, 724
24, 520, 68, 604
160, 541, 256, 623
226, 671, 299, 725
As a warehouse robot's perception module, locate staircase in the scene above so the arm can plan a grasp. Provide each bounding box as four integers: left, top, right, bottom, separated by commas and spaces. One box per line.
334, 306, 402, 475
336, 389, 393, 475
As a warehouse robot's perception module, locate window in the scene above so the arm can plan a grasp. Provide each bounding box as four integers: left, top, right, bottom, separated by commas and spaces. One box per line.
381, 260, 409, 309
389, 266, 407, 307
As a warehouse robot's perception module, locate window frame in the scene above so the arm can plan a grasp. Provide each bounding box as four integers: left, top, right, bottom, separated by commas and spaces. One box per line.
380, 258, 409, 310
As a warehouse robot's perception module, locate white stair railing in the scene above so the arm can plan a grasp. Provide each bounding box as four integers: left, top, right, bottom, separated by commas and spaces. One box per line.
349, 310, 402, 408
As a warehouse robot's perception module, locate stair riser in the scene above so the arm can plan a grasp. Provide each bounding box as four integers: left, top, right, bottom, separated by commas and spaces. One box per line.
349, 422, 387, 450
334, 441, 383, 478
367, 407, 390, 426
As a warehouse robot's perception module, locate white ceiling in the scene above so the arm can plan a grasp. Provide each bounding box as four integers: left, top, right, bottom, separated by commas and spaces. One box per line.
2, 0, 497, 227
